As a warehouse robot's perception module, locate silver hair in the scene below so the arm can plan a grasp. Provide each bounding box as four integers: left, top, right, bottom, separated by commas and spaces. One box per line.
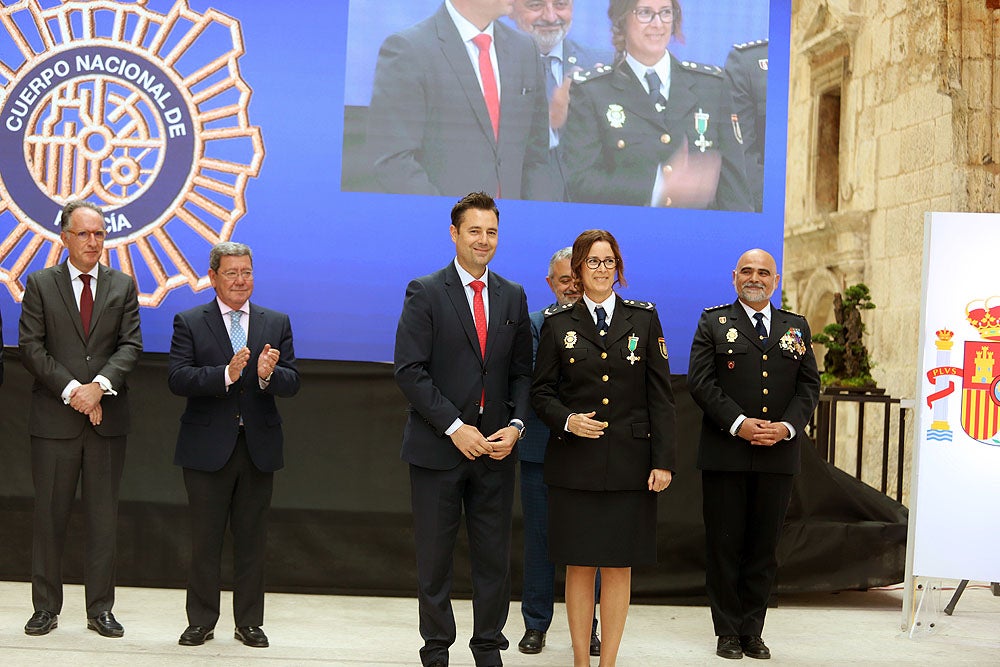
548, 246, 573, 277
209, 241, 252, 271
60, 200, 104, 230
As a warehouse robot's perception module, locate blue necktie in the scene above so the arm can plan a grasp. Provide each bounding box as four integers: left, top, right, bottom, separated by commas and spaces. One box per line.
544, 54, 559, 100
596, 306, 608, 337
753, 312, 768, 343
644, 69, 664, 106
230, 310, 247, 351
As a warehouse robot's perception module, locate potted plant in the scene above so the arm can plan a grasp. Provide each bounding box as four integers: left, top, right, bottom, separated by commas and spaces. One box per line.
811, 283, 879, 391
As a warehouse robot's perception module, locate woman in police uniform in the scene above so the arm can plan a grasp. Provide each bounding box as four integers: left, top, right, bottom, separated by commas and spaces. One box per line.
531, 229, 676, 667
561, 0, 751, 210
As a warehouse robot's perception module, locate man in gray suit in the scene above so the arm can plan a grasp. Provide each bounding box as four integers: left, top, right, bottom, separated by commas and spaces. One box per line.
19, 200, 142, 638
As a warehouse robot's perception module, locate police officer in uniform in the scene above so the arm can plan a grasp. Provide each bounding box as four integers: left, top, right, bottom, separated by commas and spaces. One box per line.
532, 229, 675, 666
560, 0, 751, 210
725, 39, 768, 212
687, 248, 820, 660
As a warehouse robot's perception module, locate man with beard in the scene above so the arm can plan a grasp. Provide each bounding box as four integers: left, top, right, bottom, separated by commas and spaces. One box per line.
510, 0, 611, 200
687, 249, 819, 660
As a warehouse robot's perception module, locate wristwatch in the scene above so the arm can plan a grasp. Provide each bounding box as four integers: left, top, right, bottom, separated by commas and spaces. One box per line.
509, 419, 526, 440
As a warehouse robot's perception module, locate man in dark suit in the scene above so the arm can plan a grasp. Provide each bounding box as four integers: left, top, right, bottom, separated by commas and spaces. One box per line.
687, 248, 820, 660
725, 39, 768, 212
510, 0, 612, 201
394, 191, 532, 667
169, 242, 300, 649
19, 200, 142, 638
367, 0, 553, 200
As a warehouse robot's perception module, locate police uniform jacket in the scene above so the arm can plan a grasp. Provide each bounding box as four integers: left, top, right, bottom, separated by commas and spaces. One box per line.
561, 53, 751, 210
687, 301, 820, 475
724, 39, 768, 211
531, 296, 676, 491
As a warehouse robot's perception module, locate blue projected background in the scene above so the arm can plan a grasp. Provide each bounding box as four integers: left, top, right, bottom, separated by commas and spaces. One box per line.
0, 0, 788, 369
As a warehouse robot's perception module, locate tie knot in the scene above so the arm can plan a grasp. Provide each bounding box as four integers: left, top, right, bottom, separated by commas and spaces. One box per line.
472, 33, 492, 53
595, 306, 607, 320
645, 69, 661, 94
231, 310, 242, 324
753, 312, 763, 323
470, 279, 485, 295
80, 274, 91, 286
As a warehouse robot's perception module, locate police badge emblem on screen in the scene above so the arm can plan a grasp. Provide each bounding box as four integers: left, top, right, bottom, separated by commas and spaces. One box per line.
0, 0, 264, 305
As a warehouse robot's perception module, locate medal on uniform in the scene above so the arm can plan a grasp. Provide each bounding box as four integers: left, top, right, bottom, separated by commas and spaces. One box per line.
606, 103, 625, 129
726, 328, 738, 342
694, 108, 713, 152
564, 330, 577, 349
626, 334, 641, 366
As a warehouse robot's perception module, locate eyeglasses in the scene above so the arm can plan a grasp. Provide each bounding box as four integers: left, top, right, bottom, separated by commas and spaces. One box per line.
585, 257, 617, 270
218, 270, 253, 281
632, 7, 673, 24
68, 230, 106, 242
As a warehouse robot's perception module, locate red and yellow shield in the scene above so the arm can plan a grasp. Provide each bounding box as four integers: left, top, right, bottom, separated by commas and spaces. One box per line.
960, 341, 1000, 442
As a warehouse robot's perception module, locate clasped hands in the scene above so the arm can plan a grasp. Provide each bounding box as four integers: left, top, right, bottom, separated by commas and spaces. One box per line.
228, 344, 280, 383
568, 411, 672, 493
737, 417, 790, 446
450, 423, 519, 461
69, 382, 103, 426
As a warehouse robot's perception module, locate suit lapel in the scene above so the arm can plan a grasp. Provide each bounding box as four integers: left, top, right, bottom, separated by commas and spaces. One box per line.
729, 300, 764, 351
248, 302, 265, 354
54, 262, 86, 342
603, 296, 633, 349
87, 264, 112, 336
610, 64, 664, 129
571, 300, 603, 349
203, 300, 233, 356
766, 309, 789, 353
485, 272, 502, 363
663, 54, 698, 128
444, 264, 483, 360
435, 7, 496, 147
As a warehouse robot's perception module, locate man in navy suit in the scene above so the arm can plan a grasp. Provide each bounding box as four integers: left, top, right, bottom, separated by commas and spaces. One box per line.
510, 0, 612, 200
169, 242, 300, 649
394, 192, 532, 667
367, 0, 553, 200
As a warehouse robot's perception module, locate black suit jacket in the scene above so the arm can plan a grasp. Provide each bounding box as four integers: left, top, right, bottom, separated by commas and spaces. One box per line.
18, 262, 142, 438
562, 54, 752, 210
394, 262, 532, 471
531, 297, 676, 491
367, 3, 553, 200
169, 301, 300, 473
687, 301, 820, 474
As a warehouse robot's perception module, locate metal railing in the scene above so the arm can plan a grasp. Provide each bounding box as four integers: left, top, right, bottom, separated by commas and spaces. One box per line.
807, 389, 912, 502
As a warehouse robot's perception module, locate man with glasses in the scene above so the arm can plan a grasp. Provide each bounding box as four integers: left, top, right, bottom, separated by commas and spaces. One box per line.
169, 242, 300, 649
20, 200, 142, 638
510, 0, 611, 201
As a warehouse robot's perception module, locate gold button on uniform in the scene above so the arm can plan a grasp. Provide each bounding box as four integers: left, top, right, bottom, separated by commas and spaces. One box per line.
601, 352, 608, 359
616, 139, 625, 149
602, 398, 609, 405
762, 371, 768, 378
660, 133, 671, 144
763, 388, 769, 395
762, 354, 768, 361
570, 357, 575, 363
762, 406, 769, 413
602, 375, 609, 382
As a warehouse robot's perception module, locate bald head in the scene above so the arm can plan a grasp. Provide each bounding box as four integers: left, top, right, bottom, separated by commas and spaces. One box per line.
732, 248, 779, 309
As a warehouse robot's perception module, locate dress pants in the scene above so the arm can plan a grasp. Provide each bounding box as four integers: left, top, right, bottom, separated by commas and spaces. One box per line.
183, 430, 273, 628
701, 470, 794, 637
31, 431, 126, 617
519, 460, 554, 632
410, 458, 515, 667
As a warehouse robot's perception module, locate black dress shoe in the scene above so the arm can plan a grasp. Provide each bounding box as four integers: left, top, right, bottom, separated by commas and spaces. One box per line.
518, 629, 545, 654
740, 635, 770, 659
87, 611, 124, 638
234, 625, 269, 648
716, 635, 743, 659
24, 610, 58, 636
590, 629, 601, 656
179, 625, 215, 646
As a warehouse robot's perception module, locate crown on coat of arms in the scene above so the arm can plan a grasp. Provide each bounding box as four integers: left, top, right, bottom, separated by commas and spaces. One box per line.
966, 299, 1000, 340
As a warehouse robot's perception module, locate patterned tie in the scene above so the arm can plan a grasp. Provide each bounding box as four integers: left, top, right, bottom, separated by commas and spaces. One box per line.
644, 68, 665, 107
230, 310, 247, 351
79, 274, 93, 338
472, 34, 500, 140
753, 311, 768, 343
596, 305, 608, 337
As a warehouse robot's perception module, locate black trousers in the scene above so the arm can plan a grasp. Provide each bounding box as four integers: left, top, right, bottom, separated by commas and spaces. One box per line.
31, 431, 126, 618
410, 458, 515, 667
701, 470, 794, 637
182, 431, 273, 628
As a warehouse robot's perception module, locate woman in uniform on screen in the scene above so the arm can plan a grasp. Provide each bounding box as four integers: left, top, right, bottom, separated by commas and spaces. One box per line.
561, 0, 752, 210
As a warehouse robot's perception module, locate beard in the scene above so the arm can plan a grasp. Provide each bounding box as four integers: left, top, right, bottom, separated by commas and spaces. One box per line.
531, 22, 568, 54
738, 282, 772, 304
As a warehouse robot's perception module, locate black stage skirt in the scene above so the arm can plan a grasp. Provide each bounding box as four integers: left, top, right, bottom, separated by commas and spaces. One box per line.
547, 486, 657, 567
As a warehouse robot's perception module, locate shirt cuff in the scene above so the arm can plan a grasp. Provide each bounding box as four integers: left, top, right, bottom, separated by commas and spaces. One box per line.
782, 422, 796, 440
61, 379, 82, 404
224, 365, 235, 388
730, 414, 747, 436
94, 375, 117, 396
445, 418, 463, 436
258, 375, 270, 390
564, 413, 575, 432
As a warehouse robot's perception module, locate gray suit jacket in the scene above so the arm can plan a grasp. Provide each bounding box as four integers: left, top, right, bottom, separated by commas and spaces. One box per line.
19, 261, 142, 439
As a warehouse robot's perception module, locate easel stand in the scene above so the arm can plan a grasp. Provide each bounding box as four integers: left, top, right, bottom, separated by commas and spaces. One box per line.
943, 580, 1000, 616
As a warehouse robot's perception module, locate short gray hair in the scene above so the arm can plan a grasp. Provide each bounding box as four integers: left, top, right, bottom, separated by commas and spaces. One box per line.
548, 246, 573, 277
209, 241, 252, 272
60, 200, 103, 230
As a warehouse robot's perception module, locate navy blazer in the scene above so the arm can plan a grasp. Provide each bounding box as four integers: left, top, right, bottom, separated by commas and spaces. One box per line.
394, 262, 532, 471
367, 3, 553, 200
169, 300, 300, 473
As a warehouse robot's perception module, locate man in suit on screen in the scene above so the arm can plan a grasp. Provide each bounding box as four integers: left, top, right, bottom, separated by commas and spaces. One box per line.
169, 242, 300, 649
367, 0, 553, 200
394, 191, 532, 667
19, 200, 142, 638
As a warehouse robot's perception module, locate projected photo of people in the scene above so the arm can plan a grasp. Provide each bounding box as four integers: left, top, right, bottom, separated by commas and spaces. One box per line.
341, 0, 769, 210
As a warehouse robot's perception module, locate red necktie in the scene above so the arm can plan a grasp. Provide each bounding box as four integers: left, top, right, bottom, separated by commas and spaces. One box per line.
471, 279, 487, 408
80, 273, 93, 338
472, 34, 500, 140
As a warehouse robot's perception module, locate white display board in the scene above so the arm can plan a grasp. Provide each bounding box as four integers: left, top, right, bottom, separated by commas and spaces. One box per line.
908, 212, 1000, 583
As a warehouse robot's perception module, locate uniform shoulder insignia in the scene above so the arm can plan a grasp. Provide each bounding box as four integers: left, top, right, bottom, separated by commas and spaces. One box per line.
622, 299, 655, 310
572, 64, 613, 84
681, 60, 722, 77
733, 38, 768, 51
775, 306, 805, 318
543, 302, 574, 318
704, 304, 729, 311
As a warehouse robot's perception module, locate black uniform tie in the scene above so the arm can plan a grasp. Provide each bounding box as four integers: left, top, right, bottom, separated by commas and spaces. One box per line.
596, 306, 608, 337
753, 311, 768, 343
